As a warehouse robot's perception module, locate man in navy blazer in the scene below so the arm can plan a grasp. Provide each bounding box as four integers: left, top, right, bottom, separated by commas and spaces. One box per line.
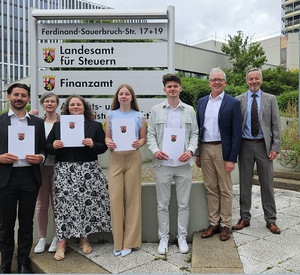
0, 83, 46, 273
196, 68, 242, 241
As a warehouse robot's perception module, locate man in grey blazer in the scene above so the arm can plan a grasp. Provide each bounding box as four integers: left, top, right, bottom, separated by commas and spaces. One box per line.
232, 68, 281, 234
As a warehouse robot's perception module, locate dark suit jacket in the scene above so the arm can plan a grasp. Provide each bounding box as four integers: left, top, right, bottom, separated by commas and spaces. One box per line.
196, 93, 242, 163
46, 119, 107, 162
0, 113, 46, 189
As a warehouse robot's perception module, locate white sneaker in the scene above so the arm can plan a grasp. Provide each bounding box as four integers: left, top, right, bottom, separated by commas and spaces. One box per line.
157, 237, 169, 255
34, 238, 47, 253
48, 237, 58, 253
178, 236, 189, 254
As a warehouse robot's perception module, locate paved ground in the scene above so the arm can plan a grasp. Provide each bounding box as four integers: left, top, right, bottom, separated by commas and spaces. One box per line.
7, 162, 300, 274
66, 184, 300, 274
232, 185, 300, 274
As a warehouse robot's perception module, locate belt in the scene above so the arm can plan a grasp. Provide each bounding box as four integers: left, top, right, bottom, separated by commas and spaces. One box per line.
242, 138, 264, 143
201, 141, 221, 145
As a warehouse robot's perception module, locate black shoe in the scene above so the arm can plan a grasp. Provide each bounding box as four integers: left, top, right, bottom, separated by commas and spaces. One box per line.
0, 266, 11, 274
18, 264, 33, 274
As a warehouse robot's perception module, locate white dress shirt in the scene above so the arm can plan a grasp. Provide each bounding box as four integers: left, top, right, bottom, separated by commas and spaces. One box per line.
202, 91, 224, 142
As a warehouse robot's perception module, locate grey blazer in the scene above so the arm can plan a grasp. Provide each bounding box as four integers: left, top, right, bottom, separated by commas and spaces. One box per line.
236, 91, 281, 155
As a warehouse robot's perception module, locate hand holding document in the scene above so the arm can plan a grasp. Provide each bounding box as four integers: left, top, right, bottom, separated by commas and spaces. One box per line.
60, 115, 84, 147
112, 118, 135, 151
162, 128, 185, 160
8, 126, 35, 159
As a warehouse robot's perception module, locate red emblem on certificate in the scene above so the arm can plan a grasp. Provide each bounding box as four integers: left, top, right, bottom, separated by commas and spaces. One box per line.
171, 135, 177, 142
120, 126, 127, 133
18, 133, 25, 141
69, 122, 75, 129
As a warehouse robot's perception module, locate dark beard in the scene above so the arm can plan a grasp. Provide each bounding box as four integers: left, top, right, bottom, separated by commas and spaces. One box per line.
11, 101, 27, 110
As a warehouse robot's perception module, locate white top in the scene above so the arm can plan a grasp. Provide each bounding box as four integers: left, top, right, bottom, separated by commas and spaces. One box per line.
44, 121, 55, 166
202, 91, 224, 142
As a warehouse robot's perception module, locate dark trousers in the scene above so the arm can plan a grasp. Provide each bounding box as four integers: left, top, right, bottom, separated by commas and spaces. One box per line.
0, 167, 39, 269
238, 141, 277, 223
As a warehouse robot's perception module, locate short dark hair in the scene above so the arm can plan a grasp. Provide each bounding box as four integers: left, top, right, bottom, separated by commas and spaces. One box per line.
162, 74, 181, 86
7, 83, 30, 96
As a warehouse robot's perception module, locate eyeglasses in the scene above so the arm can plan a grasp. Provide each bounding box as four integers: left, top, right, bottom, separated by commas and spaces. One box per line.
209, 78, 225, 83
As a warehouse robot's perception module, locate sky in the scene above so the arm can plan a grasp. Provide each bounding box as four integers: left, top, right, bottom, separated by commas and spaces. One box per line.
90, 0, 282, 45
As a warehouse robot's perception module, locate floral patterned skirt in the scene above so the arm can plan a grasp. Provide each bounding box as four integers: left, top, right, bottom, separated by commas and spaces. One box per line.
53, 160, 111, 240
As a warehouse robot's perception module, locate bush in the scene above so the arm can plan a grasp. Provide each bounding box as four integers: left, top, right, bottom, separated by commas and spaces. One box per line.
181, 77, 210, 109
262, 81, 293, 95
276, 91, 298, 116
226, 85, 246, 97
278, 119, 300, 168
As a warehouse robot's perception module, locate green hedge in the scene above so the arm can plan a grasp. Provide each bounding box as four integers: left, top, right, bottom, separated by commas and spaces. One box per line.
276, 90, 298, 112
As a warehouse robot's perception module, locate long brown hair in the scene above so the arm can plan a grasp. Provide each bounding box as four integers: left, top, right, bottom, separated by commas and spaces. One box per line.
111, 84, 140, 111
61, 95, 94, 120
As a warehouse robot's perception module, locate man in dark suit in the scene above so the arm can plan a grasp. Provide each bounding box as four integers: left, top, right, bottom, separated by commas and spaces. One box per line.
0, 83, 46, 273
196, 68, 242, 241
232, 68, 281, 234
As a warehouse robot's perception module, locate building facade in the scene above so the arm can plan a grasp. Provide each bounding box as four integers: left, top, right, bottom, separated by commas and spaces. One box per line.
282, 0, 300, 34
0, 0, 110, 97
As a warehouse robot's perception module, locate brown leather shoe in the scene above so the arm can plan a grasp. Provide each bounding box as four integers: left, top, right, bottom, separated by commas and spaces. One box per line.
201, 225, 220, 238
220, 227, 231, 241
232, 219, 250, 230
266, 222, 281, 234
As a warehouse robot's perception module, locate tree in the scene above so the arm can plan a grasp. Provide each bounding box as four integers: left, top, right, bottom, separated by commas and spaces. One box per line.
221, 31, 267, 84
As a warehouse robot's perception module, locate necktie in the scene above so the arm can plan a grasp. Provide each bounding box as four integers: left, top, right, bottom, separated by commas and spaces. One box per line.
251, 94, 259, 137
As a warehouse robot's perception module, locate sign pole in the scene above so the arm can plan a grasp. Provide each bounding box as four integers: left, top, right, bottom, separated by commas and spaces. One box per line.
30, 8, 38, 109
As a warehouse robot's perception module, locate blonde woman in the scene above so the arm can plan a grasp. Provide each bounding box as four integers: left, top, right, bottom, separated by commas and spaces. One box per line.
105, 84, 146, 257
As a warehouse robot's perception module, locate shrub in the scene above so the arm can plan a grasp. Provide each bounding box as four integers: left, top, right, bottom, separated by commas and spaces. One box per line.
277, 91, 298, 116
278, 119, 300, 168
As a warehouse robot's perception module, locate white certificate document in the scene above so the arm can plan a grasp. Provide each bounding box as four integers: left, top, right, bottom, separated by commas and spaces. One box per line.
60, 115, 84, 147
8, 126, 35, 159
162, 128, 185, 160
112, 118, 135, 151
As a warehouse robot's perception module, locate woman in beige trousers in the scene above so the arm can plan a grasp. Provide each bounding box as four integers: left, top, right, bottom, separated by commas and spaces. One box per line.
105, 84, 146, 257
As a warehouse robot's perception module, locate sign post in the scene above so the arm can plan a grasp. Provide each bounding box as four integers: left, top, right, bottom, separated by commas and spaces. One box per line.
30, 7, 175, 120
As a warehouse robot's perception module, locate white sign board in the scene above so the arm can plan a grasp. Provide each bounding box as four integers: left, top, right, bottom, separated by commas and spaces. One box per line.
38, 70, 166, 95
37, 98, 165, 122
37, 23, 168, 40
38, 42, 168, 68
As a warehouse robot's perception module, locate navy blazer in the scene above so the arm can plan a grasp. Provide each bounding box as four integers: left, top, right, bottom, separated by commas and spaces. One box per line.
0, 113, 46, 189
196, 93, 242, 163
46, 119, 107, 162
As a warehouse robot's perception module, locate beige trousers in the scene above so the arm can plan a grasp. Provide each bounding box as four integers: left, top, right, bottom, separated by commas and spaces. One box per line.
108, 150, 142, 250
200, 144, 232, 227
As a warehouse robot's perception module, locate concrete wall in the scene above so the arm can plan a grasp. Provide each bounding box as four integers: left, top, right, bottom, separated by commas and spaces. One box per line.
32, 181, 209, 244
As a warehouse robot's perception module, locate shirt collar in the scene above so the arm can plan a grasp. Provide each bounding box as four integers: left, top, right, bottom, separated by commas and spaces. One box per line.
209, 91, 224, 100
8, 108, 31, 119
163, 100, 184, 109
247, 89, 262, 98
